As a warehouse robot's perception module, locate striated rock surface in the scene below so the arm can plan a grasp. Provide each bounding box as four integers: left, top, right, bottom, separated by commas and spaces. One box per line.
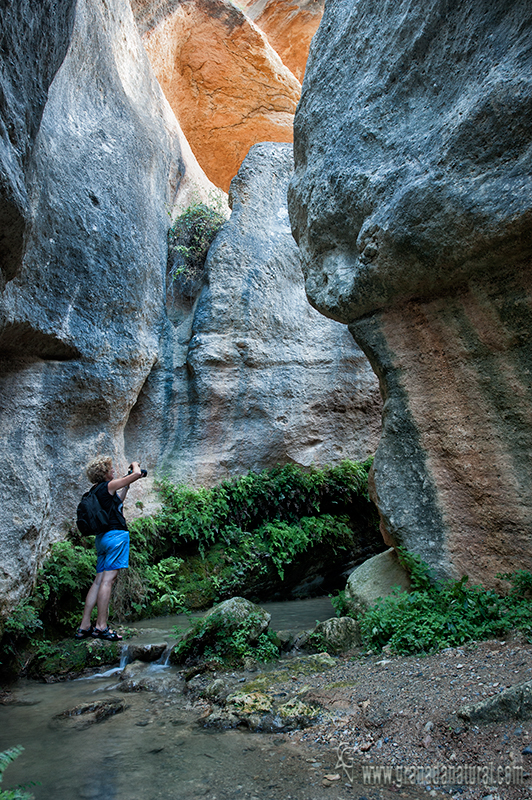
288, 0, 532, 584
0, 0, 76, 284
244, 0, 324, 83
131, 0, 300, 191
0, 0, 213, 618
128, 143, 381, 485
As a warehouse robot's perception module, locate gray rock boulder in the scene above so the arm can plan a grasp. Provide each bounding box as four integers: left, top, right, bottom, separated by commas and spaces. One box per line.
345, 548, 411, 614
0, 0, 213, 619
458, 682, 532, 724
288, 0, 532, 584
311, 616, 361, 654
0, 0, 76, 283
125, 642, 168, 664
131, 142, 382, 485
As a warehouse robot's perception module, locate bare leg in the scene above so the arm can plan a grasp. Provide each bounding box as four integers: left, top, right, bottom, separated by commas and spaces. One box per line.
80, 573, 103, 630
95, 569, 119, 631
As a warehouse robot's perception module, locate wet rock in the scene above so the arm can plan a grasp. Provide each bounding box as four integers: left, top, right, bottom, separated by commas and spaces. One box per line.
53, 698, 125, 730
226, 690, 274, 714
458, 681, 532, 724
288, 0, 532, 585
202, 678, 229, 702
276, 697, 320, 726
241, 652, 337, 691
118, 662, 184, 694
170, 597, 271, 664
206, 688, 321, 732
309, 617, 361, 654
132, 0, 300, 191
345, 549, 411, 614
126, 643, 168, 664
30, 638, 121, 681
118, 662, 152, 692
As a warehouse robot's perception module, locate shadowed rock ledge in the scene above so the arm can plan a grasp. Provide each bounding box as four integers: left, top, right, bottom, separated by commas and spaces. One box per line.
288, 0, 532, 584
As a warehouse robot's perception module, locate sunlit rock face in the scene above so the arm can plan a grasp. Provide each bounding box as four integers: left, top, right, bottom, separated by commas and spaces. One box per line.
0, 0, 212, 617
244, 0, 324, 83
126, 143, 381, 485
131, 0, 300, 192
289, 0, 532, 584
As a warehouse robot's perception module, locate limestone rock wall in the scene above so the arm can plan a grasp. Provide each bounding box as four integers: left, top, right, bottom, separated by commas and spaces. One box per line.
0, 0, 213, 617
0, 0, 382, 621
126, 143, 381, 484
0, 0, 76, 285
244, 0, 324, 83
288, 0, 532, 584
131, 0, 300, 192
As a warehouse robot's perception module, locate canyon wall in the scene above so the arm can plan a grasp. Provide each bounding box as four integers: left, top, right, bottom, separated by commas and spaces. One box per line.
0, 0, 213, 616
0, 0, 381, 617
288, 0, 532, 585
126, 143, 381, 484
131, 0, 300, 191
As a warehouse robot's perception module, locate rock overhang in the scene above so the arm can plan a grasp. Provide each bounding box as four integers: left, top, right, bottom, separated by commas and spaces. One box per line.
288, 0, 532, 324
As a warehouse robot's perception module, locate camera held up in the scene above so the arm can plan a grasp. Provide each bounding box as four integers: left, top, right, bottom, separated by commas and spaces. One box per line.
128, 464, 147, 478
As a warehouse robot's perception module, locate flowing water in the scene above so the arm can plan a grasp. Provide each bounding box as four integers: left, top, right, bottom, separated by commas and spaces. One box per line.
1, 597, 354, 800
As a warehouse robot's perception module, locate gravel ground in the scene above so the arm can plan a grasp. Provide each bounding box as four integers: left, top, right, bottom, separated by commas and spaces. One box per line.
272, 633, 532, 799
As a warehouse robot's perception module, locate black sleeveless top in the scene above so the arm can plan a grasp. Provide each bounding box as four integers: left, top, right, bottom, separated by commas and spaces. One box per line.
94, 481, 128, 532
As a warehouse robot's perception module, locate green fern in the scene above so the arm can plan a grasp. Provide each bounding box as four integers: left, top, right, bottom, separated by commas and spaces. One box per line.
0, 747, 33, 799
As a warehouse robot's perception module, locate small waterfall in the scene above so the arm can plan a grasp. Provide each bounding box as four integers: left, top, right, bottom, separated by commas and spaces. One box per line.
119, 644, 130, 669
148, 644, 172, 671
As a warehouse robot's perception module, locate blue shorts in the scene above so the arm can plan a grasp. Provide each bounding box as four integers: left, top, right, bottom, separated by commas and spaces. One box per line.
95, 529, 130, 572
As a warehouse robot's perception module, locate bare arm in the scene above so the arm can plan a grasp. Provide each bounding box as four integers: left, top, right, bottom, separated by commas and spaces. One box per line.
107, 462, 142, 496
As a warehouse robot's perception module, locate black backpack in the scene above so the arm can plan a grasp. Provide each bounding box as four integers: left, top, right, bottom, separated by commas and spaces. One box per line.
76, 484, 110, 535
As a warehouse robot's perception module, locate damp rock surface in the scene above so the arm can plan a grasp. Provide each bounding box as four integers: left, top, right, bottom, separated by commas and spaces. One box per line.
53, 697, 126, 729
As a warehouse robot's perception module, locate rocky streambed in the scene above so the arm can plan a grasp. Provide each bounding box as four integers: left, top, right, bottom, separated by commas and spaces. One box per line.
1, 598, 532, 800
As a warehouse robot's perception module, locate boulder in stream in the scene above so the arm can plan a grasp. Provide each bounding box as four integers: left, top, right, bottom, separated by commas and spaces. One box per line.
170, 597, 272, 665
125, 642, 168, 664
52, 698, 126, 730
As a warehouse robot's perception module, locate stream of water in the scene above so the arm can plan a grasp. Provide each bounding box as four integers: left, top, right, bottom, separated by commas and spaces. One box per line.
1, 597, 344, 800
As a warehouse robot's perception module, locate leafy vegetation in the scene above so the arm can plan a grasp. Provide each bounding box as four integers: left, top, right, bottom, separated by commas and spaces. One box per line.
352, 548, 532, 655
1, 460, 378, 675
0, 746, 33, 800
167, 198, 226, 299
172, 608, 279, 665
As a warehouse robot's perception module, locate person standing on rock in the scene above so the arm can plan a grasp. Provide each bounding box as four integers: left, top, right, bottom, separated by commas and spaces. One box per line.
75, 455, 144, 641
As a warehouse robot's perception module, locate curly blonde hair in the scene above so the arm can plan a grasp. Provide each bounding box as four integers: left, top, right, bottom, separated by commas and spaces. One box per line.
86, 455, 112, 484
